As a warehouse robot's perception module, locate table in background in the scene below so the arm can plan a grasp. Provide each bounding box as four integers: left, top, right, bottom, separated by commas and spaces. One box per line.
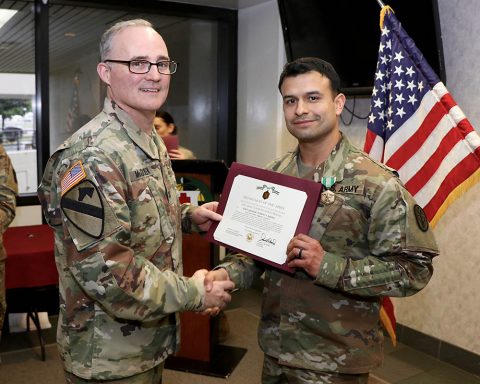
4, 224, 57, 361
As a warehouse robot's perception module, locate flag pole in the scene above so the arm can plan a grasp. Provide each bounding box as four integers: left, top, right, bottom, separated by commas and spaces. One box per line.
376, 0, 385, 8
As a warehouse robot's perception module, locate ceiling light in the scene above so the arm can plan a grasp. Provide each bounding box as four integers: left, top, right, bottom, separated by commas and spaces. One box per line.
0, 9, 17, 29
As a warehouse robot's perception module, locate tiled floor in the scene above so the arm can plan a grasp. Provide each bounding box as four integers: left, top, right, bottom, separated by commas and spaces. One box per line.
228, 288, 480, 384
1, 287, 479, 383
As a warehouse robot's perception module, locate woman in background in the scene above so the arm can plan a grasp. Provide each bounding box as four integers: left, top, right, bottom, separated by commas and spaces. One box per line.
154, 110, 196, 160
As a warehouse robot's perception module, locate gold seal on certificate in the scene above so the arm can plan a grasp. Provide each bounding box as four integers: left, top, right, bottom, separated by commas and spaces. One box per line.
206, 162, 322, 272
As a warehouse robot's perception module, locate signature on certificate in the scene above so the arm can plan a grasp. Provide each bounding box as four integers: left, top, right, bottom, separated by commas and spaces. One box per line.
258, 233, 276, 246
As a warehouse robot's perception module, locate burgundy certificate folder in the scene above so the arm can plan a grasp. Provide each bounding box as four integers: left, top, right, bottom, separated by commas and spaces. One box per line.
206, 162, 321, 272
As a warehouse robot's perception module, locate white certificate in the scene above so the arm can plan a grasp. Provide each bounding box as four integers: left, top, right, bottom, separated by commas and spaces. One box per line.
214, 174, 307, 265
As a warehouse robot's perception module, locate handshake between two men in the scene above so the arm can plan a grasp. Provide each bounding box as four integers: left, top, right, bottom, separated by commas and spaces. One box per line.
188, 202, 234, 314
190, 268, 233, 315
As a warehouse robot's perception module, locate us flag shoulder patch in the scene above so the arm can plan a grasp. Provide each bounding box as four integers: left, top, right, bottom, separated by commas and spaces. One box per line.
61, 160, 87, 196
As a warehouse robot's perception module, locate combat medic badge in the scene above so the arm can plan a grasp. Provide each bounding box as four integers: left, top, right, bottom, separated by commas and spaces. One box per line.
320, 176, 336, 205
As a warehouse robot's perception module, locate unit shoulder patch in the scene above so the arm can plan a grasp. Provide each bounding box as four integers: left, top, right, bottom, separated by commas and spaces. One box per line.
60, 180, 104, 238
413, 204, 429, 232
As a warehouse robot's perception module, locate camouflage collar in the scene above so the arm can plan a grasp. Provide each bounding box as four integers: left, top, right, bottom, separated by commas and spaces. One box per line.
104, 98, 162, 160
274, 133, 351, 183
322, 133, 352, 184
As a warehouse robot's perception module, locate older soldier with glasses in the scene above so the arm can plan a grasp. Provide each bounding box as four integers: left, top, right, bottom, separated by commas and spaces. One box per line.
38, 19, 234, 384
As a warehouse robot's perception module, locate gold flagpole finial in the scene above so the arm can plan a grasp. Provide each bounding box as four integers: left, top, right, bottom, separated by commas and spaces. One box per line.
380, 5, 394, 29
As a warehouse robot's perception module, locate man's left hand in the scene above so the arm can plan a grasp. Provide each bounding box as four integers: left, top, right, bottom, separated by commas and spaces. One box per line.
286, 233, 325, 278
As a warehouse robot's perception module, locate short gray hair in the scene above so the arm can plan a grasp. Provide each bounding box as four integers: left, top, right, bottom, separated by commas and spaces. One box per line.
99, 19, 153, 61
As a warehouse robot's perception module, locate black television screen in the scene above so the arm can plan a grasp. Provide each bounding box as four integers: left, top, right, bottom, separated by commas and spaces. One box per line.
277, 0, 446, 96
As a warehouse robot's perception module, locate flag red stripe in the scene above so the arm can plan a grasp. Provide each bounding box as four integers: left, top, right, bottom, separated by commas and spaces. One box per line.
404, 128, 460, 195
364, 129, 377, 154
423, 153, 480, 220
456, 119, 480, 160
439, 92, 457, 113
386, 101, 445, 170
456, 118, 475, 137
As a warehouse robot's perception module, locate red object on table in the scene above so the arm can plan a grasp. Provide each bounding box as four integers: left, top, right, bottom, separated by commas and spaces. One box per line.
4, 224, 58, 289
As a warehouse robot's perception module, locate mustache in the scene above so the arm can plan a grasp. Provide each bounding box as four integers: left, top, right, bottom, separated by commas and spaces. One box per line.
293, 116, 317, 123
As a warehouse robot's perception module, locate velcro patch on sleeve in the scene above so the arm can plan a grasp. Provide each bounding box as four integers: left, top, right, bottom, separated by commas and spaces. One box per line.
60, 180, 104, 239
414, 204, 429, 232
60, 160, 87, 196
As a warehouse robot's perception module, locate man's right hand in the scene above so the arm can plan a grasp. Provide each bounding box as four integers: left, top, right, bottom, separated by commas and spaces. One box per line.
204, 268, 230, 292
191, 269, 234, 313
203, 278, 235, 310
202, 268, 232, 316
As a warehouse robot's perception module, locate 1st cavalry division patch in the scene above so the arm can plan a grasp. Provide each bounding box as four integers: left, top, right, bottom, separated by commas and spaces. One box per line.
60, 180, 104, 238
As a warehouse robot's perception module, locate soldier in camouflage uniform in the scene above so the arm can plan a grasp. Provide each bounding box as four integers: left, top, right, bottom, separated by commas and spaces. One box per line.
37, 19, 234, 383
206, 57, 438, 383
0, 144, 17, 340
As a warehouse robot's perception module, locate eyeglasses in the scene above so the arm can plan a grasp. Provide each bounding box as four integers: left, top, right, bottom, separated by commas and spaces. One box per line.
103, 59, 178, 75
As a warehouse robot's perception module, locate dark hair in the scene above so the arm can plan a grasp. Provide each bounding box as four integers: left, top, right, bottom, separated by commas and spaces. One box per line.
155, 109, 177, 135
278, 57, 341, 95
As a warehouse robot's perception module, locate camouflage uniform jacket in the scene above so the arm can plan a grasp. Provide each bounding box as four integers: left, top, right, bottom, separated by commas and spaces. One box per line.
0, 144, 17, 261
220, 134, 438, 374
38, 99, 205, 380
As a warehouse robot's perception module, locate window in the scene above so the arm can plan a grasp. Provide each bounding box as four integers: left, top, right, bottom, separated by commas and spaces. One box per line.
0, 1, 37, 195
3, 0, 237, 205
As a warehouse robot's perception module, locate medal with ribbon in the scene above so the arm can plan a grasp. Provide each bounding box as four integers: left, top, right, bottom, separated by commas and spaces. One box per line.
320, 176, 336, 205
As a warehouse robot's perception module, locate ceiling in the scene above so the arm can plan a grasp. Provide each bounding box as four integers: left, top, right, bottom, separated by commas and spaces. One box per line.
0, 0, 271, 74
166, 0, 272, 9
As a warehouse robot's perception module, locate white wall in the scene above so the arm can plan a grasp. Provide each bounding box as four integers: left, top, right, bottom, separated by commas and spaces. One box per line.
236, 0, 480, 355
10, 206, 42, 227
236, 0, 295, 167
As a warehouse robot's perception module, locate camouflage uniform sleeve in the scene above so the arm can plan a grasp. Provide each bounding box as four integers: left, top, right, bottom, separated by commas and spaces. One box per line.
217, 253, 265, 289
69, 247, 205, 320
180, 204, 201, 233
0, 146, 17, 233
47, 149, 205, 321
317, 177, 437, 297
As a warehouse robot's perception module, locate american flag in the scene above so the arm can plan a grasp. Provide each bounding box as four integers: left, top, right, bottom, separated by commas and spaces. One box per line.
365, 5, 480, 347
61, 160, 86, 195
364, 7, 480, 228
66, 72, 80, 133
